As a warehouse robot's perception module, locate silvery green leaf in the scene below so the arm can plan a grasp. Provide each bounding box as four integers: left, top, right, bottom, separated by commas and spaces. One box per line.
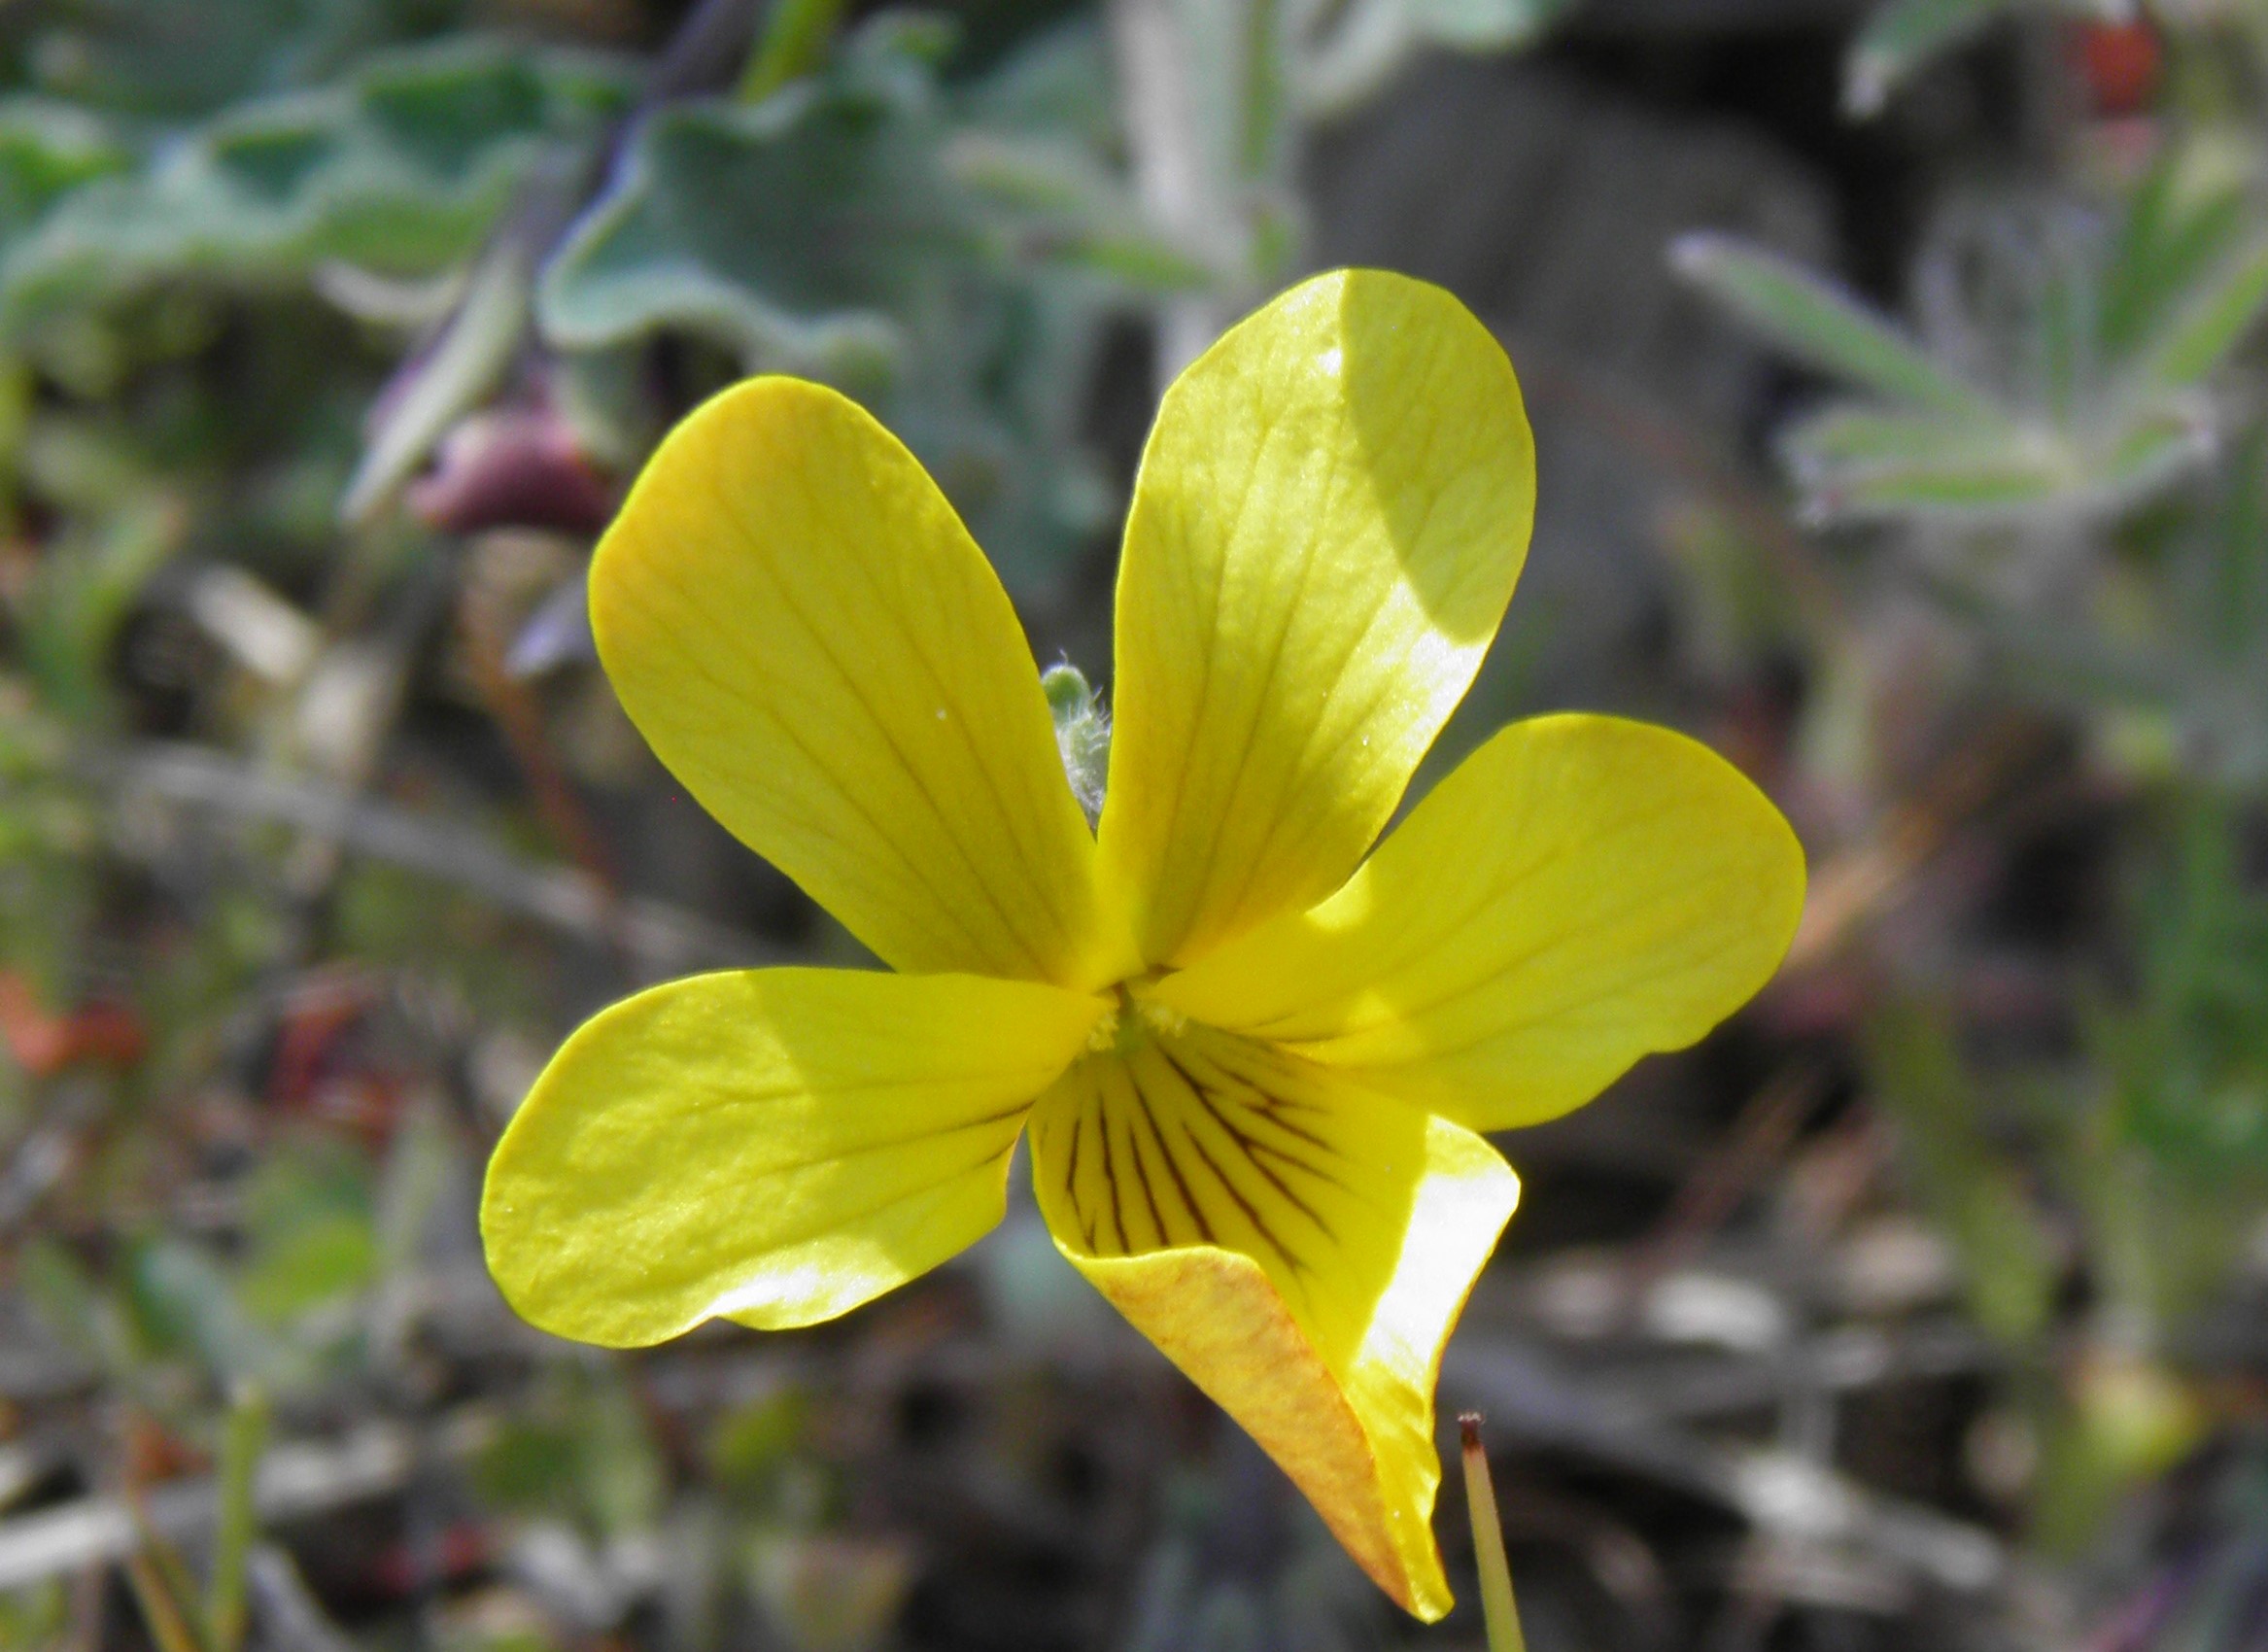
1296, 0, 1569, 115
945, 131, 1216, 292
1784, 401, 2212, 527
535, 64, 967, 368
21, 0, 430, 119
951, 18, 1117, 150
1844, 0, 2026, 119
0, 101, 131, 237
0, 41, 630, 336
1802, 448, 2076, 526
2090, 404, 2218, 508
1672, 231, 2004, 419
2098, 159, 2251, 357
2130, 232, 2268, 391
1780, 402, 2017, 471
1408, 0, 1577, 50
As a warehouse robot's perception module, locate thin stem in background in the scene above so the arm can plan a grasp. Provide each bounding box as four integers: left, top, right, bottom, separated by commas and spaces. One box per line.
1460, 1413, 1529, 1652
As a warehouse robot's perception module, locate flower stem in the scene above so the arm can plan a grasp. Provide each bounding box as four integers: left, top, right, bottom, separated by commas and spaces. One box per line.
1460, 1412, 1528, 1652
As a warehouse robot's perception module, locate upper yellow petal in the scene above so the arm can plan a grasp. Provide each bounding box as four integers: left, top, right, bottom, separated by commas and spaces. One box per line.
1095, 269, 1535, 968
592, 377, 1125, 988
481, 967, 1104, 1347
1026, 1021, 1519, 1619
1154, 714, 1806, 1133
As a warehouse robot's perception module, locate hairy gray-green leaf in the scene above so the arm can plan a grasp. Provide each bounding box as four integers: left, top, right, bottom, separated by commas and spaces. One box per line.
0, 103, 132, 239
0, 41, 629, 336
946, 132, 1215, 292
538, 18, 1186, 588
1844, 0, 2027, 118
1672, 231, 2002, 418
21, 0, 451, 119
1804, 447, 2076, 525
1781, 400, 2212, 527
1297, 0, 1573, 115
2130, 233, 2268, 391
537, 59, 968, 368
2099, 163, 2251, 356
1781, 403, 2017, 472
952, 19, 1118, 151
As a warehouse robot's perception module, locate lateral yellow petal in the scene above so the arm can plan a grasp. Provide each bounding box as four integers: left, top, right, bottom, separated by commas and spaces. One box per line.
1095, 269, 1535, 968
592, 377, 1124, 988
1155, 715, 1805, 1133
1026, 1023, 1519, 1619
482, 968, 1103, 1347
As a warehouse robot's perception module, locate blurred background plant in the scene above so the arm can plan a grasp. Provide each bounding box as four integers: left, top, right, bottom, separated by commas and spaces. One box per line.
7, 0, 2268, 1649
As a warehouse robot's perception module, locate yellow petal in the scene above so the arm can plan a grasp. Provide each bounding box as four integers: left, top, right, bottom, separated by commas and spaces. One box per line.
1096, 269, 1535, 967
1026, 1021, 1518, 1619
1155, 715, 1805, 1132
482, 968, 1103, 1347
592, 377, 1125, 988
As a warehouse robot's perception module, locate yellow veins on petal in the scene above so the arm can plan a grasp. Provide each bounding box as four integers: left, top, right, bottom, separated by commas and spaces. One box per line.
1027, 1021, 1519, 1619
1098, 268, 1536, 968
590, 377, 1127, 989
481, 968, 1105, 1348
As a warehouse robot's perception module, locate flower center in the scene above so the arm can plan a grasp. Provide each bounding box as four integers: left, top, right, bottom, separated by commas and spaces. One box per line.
1084, 977, 1187, 1054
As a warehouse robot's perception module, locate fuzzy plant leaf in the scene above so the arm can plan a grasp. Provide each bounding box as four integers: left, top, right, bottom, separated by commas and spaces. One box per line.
950, 18, 1119, 151
536, 34, 972, 371
1410, 0, 1577, 48
540, 19, 1197, 373
1672, 232, 2003, 419
1779, 404, 2213, 526
1843, 0, 2134, 119
534, 18, 1190, 587
1844, 0, 2028, 118
0, 40, 631, 337
1778, 407, 2063, 524
1780, 404, 2017, 473
17, 0, 457, 119
1298, 0, 1576, 116
943, 21, 1212, 290
945, 132, 1215, 292
2130, 232, 2268, 392
0, 103, 133, 239
1686, 168, 2255, 531
2098, 161, 2251, 356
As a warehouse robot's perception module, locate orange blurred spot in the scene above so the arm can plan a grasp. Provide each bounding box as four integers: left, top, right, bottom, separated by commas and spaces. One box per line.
2076, 19, 2161, 116
0, 972, 147, 1076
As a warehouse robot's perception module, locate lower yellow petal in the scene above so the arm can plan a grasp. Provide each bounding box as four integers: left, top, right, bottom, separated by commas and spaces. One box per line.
482, 968, 1103, 1347
1026, 1022, 1518, 1619
1154, 715, 1805, 1132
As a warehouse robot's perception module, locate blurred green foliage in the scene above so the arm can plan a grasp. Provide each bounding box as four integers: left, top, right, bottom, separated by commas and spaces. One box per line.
1679, 5, 2268, 1630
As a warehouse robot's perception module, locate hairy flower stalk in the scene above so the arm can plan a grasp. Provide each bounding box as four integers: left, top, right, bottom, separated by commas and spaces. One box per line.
479, 270, 1806, 1620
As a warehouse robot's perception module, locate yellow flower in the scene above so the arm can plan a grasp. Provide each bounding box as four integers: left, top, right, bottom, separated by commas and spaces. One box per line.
480, 270, 1805, 1619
